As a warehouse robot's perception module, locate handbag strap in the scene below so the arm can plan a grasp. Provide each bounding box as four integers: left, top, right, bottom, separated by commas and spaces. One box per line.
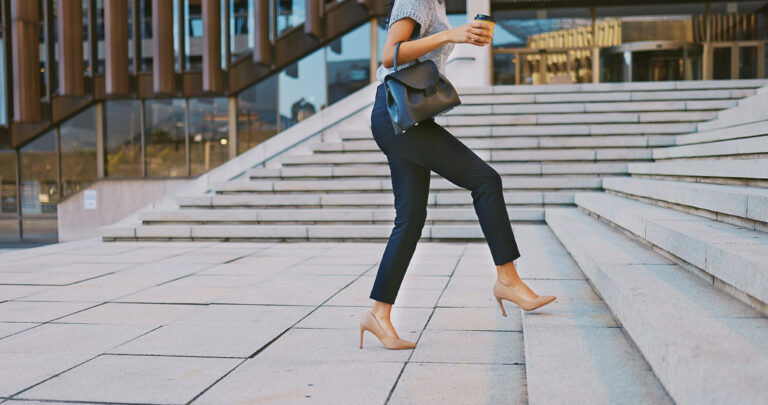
393, 41, 420, 71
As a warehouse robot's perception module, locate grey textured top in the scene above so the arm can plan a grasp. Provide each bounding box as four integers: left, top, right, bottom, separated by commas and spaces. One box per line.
375, 0, 455, 83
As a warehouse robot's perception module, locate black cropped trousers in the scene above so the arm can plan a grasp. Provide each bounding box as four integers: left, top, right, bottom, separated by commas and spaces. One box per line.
369, 82, 522, 304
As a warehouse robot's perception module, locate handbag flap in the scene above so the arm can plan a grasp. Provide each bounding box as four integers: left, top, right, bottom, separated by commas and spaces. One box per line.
385, 60, 440, 90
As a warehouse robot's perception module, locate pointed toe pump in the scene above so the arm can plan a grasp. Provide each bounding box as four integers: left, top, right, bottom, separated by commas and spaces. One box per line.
359, 310, 416, 350
493, 280, 556, 316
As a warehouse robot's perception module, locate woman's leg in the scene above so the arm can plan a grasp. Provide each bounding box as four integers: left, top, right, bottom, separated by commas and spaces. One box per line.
375, 117, 521, 266
369, 150, 431, 304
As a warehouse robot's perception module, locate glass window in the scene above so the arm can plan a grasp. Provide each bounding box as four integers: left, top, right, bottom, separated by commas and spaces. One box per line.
740, 46, 759, 78
237, 75, 278, 155
141, 0, 153, 72
20, 130, 58, 216
96, 0, 105, 73
0, 34, 6, 125
709, 2, 768, 41
277, 0, 305, 36
596, 4, 707, 83
279, 48, 326, 129
713, 47, 732, 79
230, 0, 254, 60
0, 151, 17, 216
106, 100, 143, 177
327, 23, 370, 105
188, 97, 228, 176
0, 149, 18, 241
185, 0, 203, 70
60, 108, 97, 198
145, 99, 187, 177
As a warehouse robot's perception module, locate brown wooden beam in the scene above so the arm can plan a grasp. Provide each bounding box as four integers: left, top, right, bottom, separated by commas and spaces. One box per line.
305, 0, 323, 39
202, 0, 224, 93
253, 0, 272, 66
152, 0, 175, 95
10, 0, 41, 122
104, 0, 130, 95
57, 0, 85, 97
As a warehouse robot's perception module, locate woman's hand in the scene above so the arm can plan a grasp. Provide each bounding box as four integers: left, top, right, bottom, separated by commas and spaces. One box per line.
442, 22, 493, 46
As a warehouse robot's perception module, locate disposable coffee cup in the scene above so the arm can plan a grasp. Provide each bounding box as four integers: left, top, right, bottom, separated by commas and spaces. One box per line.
474, 13, 496, 36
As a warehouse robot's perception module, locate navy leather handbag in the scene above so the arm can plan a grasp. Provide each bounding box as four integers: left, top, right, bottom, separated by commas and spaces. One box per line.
384, 41, 461, 134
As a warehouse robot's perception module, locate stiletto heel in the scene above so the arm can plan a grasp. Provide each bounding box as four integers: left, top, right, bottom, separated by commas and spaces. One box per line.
496, 296, 507, 317
358, 310, 416, 350
493, 280, 556, 312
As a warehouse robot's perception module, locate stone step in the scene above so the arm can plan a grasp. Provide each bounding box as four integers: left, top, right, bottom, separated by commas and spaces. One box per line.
339, 123, 698, 139
278, 149, 653, 166
102, 223, 526, 241
138, 207, 544, 224
210, 176, 604, 194
248, 162, 629, 179
602, 177, 768, 226
312, 135, 675, 153
520, 228, 672, 405
653, 134, 768, 160
464, 79, 768, 95
628, 159, 768, 180
176, 190, 590, 208
434, 111, 718, 126
459, 89, 753, 105
574, 192, 768, 309
675, 120, 768, 146
545, 207, 768, 405
446, 99, 736, 115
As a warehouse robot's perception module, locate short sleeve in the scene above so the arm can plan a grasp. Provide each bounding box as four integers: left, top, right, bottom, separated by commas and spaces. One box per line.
388, 0, 425, 38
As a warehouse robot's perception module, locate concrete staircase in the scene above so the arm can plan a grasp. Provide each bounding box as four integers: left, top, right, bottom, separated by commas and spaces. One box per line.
545, 84, 768, 404
102, 80, 766, 242
97, 79, 768, 404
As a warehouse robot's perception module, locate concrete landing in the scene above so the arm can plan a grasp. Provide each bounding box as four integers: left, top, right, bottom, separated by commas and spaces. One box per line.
0, 225, 662, 404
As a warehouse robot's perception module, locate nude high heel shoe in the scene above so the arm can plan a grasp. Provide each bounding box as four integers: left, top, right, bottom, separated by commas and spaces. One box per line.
359, 310, 416, 350
493, 280, 556, 315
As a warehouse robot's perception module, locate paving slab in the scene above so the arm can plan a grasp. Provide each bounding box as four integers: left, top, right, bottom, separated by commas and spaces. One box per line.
388, 362, 527, 405
0, 353, 93, 397
427, 307, 522, 331
0, 323, 38, 339
410, 329, 524, 364
0, 323, 155, 355
0, 301, 97, 323
15, 354, 240, 404
296, 306, 432, 333
193, 358, 403, 404
215, 274, 355, 306
55, 302, 198, 326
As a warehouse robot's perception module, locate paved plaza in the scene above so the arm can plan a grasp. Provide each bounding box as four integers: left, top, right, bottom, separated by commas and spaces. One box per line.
0, 225, 656, 404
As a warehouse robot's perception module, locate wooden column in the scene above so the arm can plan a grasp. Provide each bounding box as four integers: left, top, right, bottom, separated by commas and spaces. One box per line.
11, 0, 41, 122
153, 0, 175, 95
202, 0, 224, 93
305, 0, 322, 39
104, 0, 130, 95
253, 0, 271, 66
57, 0, 85, 97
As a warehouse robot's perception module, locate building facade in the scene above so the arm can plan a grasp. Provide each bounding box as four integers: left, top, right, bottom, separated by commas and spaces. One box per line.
0, 0, 766, 243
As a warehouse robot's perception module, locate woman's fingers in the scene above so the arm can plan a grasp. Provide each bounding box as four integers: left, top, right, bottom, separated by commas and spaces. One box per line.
469, 27, 492, 38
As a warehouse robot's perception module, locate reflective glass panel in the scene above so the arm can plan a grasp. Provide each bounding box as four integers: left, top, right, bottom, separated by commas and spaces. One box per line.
231, 0, 254, 60
276, 0, 305, 36
20, 130, 58, 215
188, 98, 229, 176
279, 48, 326, 129
0, 35, 6, 125
145, 99, 187, 177
327, 23, 370, 105
237, 75, 277, 154
740, 46, 759, 79
713, 47, 732, 79
60, 108, 97, 198
140, 0, 153, 71
0, 151, 17, 216
185, 0, 203, 70
237, 75, 278, 155
106, 100, 143, 177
